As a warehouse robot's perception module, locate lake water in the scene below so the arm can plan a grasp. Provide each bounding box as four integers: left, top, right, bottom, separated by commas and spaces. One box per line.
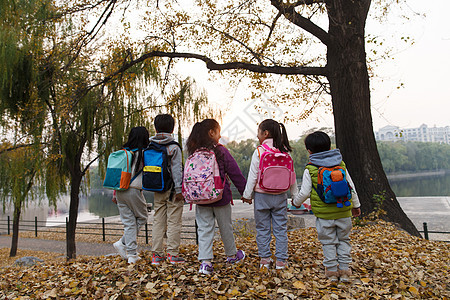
1, 173, 449, 224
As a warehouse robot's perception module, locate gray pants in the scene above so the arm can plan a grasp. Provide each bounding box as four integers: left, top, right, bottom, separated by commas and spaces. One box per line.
254, 192, 288, 261
316, 217, 352, 272
116, 188, 148, 255
195, 204, 237, 261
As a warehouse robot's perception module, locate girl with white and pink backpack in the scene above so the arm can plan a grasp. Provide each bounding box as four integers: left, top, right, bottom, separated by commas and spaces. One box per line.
183, 119, 247, 275
242, 119, 298, 270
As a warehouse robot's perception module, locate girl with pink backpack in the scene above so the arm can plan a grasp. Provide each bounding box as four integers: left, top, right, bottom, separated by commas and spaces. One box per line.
242, 119, 298, 269
184, 119, 247, 275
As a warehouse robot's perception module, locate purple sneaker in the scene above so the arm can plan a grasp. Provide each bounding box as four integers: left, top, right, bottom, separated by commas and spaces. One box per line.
227, 250, 246, 264
199, 262, 213, 275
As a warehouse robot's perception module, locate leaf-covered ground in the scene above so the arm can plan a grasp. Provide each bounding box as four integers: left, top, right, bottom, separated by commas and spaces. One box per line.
1, 220, 449, 299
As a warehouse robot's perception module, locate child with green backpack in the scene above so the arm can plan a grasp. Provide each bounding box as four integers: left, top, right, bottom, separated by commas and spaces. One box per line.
292, 131, 361, 283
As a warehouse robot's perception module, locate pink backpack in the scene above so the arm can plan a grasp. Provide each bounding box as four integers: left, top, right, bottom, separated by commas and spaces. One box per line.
182, 148, 224, 205
258, 144, 296, 193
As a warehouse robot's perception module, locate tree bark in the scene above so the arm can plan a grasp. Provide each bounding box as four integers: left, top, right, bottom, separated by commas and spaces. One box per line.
326, 0, 420, 236
66, 174, 82, 260
65, 137, 85, 260
9, 201, 22, 257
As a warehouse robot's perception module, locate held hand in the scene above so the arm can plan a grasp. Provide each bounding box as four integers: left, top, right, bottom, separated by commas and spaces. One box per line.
352, 207, 361, 217
241, 197, 253, 205
174, 193, 184, 202
112, 197, 117, 204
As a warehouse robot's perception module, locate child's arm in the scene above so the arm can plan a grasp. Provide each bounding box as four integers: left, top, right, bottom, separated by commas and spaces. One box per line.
222, 146, 247, 194
292, 169, 312, 207
169, 145, 183, 196
242, 149, 260, 200
346, 171, 361, 216
346, 171, 360, 208
290, 178, 299, 199
112, 190, 117, 204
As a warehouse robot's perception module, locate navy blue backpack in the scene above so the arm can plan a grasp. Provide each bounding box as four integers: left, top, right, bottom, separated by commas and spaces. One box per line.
142, 141, 181, 192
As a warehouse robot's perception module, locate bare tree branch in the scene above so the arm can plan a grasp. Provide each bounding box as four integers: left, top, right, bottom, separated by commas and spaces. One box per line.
89, 51, 326, 94
270, 0, 330, 46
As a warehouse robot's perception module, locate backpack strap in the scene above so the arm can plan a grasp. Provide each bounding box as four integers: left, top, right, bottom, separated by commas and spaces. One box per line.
261, 143, 280, 153
159, 140, 182, 151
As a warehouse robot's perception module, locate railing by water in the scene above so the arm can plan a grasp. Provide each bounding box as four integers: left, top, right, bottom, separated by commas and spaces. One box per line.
0, 216, 199, 243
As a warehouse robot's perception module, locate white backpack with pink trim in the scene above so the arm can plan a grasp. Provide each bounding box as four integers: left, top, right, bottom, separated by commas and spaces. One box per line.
258, 144, 296, 193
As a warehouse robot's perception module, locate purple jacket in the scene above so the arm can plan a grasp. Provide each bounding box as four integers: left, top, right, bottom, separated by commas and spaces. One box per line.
199, 144, 246, 207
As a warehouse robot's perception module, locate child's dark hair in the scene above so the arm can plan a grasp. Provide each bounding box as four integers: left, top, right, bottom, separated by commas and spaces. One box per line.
154, 114, 175, 133
304, 131, 331, 153
186, 119, 223, 161
259, 119, 292, 152
123, 126, 149, 172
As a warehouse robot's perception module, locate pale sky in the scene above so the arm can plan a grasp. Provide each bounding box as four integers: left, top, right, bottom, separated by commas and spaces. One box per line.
174, 1, 450, 141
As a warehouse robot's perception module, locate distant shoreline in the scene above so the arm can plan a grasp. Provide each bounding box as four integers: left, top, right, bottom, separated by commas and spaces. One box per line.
387, 169, 450, 181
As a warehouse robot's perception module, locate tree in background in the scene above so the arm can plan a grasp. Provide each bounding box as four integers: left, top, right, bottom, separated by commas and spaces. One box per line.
0, 0, 218, 259
165, 77, 221, 149
0, 0, 57, 257
0, 143, 44, 257
101, 0, 420, 235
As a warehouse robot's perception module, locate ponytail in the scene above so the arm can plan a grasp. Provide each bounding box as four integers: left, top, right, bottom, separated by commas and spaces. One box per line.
259, 119, 291, 153
279, 123, 292, 152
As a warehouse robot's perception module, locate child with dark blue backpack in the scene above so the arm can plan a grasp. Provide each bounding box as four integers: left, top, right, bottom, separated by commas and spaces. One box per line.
293, 131, 361, 283
149, 114, 185, 265
112, 127, 149, 264
241, 119, 298, 270
185, 119, 247, 275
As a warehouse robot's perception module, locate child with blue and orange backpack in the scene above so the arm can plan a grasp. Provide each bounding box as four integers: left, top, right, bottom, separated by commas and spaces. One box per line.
292, 131, 361, 283
241, 119, 298, 270
183, 119, 247, 275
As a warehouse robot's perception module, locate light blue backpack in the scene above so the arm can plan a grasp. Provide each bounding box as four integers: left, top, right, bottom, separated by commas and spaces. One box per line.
103, 148, 139, 190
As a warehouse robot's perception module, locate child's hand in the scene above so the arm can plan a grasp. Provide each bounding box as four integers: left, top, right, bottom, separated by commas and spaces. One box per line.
352, 207, 361, 217
174, 193, 184, 202
241, 197, 252, 205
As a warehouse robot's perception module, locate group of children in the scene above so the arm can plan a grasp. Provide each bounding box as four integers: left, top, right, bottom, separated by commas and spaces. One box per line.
112, 114, 361, 282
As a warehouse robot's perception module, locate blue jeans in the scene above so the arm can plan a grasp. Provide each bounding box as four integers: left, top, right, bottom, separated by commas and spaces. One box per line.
254, 192, 288, 261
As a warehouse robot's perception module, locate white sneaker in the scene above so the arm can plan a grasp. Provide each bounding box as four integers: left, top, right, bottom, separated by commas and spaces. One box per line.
113, 240, 127, 259
127, 255, 141, 264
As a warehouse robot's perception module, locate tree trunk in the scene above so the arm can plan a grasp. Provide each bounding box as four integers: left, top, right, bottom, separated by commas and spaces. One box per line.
326, 0, 420, 236
66, 174, 82, 260
10, 201, 22, 257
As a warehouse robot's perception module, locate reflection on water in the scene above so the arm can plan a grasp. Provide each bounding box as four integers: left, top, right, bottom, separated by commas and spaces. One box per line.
389, 174, 450, 197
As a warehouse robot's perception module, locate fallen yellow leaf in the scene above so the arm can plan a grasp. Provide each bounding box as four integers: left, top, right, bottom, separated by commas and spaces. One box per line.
293, 281, 305, 289
409, 286, 419, 295
361, 278, 371, 283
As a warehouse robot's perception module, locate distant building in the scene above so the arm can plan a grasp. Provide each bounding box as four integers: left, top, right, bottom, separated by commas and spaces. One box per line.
375, 124, 450, 144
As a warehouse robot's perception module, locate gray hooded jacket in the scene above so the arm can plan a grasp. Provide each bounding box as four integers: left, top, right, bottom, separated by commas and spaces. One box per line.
309, 149, 343, 167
